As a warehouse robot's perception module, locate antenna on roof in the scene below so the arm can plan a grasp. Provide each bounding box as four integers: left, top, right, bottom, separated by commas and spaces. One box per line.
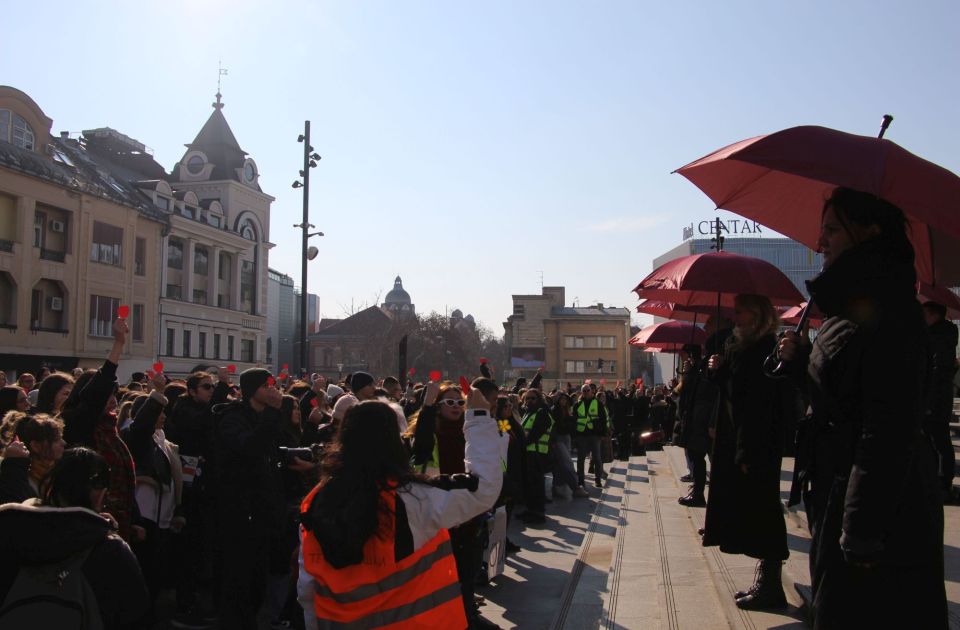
538, 270, 543, 290
214, 60, 228, 110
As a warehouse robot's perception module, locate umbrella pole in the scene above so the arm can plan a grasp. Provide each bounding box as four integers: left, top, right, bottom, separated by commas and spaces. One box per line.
763, 301, 814, 377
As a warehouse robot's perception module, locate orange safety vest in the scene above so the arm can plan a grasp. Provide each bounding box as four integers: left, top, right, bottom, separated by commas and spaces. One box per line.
300, 484, 467, 629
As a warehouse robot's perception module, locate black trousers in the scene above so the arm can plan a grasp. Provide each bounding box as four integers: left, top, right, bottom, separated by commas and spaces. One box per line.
925, 419, 956, 495
450, 522, 484, 622
688, 448, 708, 496
523, 452, 547, 515
219, 526, 269, 630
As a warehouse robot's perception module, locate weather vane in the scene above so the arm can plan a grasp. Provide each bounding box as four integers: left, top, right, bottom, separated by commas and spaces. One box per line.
214, 60, 228, 110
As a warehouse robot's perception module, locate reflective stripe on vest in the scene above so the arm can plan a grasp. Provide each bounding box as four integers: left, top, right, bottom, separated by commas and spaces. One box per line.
300, 485, 466, 629
522, 409, 553, 454
417, 441, 440, 477
576, 399, 599, 433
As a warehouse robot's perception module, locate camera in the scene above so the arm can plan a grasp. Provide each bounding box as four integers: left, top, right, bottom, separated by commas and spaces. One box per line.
278, 444, 324, 466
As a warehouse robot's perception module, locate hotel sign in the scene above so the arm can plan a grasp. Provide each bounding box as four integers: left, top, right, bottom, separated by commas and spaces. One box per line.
682, 219, 763, 241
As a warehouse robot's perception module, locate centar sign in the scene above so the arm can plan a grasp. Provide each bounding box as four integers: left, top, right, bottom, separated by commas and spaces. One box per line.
682, 219, 763, 241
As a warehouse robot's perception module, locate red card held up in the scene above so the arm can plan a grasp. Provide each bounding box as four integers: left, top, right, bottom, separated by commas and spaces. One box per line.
153, 362, 164, 373
117, 305, 130, 319
459, 376, 470, 393
429, 370, 442, 382
408, 367, 416, 376
227, 364, 237, 374
310, 397, 319, 408
267, 376, 276, 387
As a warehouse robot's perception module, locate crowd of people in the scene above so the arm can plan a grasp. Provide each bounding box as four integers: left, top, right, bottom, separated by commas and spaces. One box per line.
0, 191, 958, 630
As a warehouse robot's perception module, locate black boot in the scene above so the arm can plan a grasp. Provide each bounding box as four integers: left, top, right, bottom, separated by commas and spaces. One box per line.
677, 490, 706, 507
735, 560, 786, 610
734, 561, 762, 599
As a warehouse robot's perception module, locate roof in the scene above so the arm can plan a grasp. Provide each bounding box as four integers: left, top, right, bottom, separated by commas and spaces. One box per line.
550, 306, 631, 318
310, 306, 392, 338
175, 101, 257, 190
384, 276, 411, 305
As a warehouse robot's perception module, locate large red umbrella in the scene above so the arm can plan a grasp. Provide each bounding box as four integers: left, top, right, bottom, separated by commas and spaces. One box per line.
781, 302, 824, 329
674, 124, 960, 287
917, 283, 960, 320
633, 251, 804, 309
630, 321, 707, 348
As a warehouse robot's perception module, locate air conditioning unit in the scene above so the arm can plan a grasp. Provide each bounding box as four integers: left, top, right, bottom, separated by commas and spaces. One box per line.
48, 297, 64, 311
49, 220, 65, 233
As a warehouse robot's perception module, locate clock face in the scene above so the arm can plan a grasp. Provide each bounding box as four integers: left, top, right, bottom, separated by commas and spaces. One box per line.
244, 162, 256, 182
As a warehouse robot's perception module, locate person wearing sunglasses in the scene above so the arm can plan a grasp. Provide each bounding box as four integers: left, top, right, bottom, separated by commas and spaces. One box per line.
162, 368, 232, 628
0, 447, 150, 629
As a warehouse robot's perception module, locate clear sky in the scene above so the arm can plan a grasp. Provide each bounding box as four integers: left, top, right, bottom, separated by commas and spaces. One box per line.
4, 0, 959, 334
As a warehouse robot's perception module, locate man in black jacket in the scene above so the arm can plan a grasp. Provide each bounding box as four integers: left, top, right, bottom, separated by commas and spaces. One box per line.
923, 301, 959, 499
214, 368, 283, 630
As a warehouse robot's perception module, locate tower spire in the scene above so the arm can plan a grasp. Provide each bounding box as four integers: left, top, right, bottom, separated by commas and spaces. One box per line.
214, 60, 228, 110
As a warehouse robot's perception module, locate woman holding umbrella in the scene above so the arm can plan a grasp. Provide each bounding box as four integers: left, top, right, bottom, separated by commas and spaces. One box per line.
702, 294, 795, 610
781, 188, 945, 628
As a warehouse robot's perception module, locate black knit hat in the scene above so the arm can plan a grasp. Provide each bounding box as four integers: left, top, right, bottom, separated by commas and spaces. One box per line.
349, 371, 375, 393
240, 368, 272, 401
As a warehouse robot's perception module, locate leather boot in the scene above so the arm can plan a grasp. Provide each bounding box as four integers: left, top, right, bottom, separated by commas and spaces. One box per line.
734, 561, 761, 599
677, 490, 706, 507
735, 560, 787, 610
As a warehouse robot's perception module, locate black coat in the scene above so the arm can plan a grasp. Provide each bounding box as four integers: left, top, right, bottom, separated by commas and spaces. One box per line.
0, 501, 149, 630
0, 458, 35, 504
213, 401, 284, 537
794, 237, 946, 627
677, 360, 715, 454
164, 382, 230, 493
927, 318, 959, 421
702, 332, 792, 561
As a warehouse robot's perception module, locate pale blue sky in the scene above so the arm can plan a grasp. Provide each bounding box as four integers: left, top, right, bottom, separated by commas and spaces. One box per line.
4, 0, 959, 333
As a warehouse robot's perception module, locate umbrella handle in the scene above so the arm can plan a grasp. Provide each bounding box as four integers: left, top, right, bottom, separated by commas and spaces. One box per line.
763, 303, 813, 378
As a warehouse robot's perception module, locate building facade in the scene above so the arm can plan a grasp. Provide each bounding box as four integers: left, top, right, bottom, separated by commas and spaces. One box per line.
0, 86, 166, 381
503, 286, 631, 385
267, 268, 296, 374
157, 95, 275, 376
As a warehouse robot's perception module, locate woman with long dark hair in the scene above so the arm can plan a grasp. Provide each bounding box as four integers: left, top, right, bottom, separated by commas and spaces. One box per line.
298, 391, 505, 630
780, 187, 946, 628
703, 293, 795, 610
33, 372, 74, 415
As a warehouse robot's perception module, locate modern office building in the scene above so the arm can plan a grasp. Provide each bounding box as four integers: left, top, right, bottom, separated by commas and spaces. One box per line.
267, 268, 296, 374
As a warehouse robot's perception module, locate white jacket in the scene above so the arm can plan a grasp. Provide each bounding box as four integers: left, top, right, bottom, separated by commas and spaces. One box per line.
297, 409, 508, 629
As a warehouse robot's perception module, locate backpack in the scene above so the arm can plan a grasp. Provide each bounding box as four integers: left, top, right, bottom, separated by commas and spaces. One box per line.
0, 547, 103, 630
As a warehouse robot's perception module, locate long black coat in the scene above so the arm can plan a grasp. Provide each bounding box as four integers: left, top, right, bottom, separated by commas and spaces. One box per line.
795, 237, 946, 628
703, 332, 792, 561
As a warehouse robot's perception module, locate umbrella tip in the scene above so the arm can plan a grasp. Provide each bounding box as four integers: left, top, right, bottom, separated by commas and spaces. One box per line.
878, 114, 894, 139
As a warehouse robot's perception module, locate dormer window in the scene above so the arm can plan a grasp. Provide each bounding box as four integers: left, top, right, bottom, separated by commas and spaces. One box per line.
0, 110, 35, 150
187, 154, 205, 175
156, 196, 169, 211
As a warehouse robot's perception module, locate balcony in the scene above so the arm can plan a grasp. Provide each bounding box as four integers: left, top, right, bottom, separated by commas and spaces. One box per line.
0, 240, 13, 253
39, 248, 66, 263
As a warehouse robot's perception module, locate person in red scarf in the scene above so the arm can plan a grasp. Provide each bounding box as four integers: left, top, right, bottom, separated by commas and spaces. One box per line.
60, 317, 143, 544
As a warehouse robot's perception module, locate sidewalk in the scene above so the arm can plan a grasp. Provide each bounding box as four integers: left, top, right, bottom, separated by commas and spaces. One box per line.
477, 444, 960, 629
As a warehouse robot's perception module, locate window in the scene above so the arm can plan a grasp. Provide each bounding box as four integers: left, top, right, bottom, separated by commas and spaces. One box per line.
0, 111, 8, 145
132, 304, 144, 342
240, 339, 254, 363
0, 192, 16, 244
219, 252, 230, 280
90, 221, 123, 266
563, 336, 616, 349
199, 332, 207, 359
166, 328, 175, 356
240, 259, 256, 314
214, 334, 221, 359
156, 196, 169, 211
167, 238, 183, 269
0, 111, 36, 150
194, 246, 208, 275
208, 214, 221, 228
134, 238, 146, 276
266, 337, 273, 361
228, 335, 235, 361
166, 284, 182, 300
193, 289, 207, 305
33, 211, 45, 248
0, 272, 15, 327
181, 206, 193, 219
239, 219, 257, 241
513, 304, 525, 316
89, 295, 120, 337
182, 330, 192, 357
186, 154, 204, 175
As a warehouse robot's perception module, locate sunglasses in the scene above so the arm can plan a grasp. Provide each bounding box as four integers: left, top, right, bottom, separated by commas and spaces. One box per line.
439, 399, 466, 408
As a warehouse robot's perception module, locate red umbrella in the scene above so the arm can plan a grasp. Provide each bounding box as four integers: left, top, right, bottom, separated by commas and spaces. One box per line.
781, 302, 824, 329
674, 124, 960, 287
630, 321, 707, 348
633, 251, 804, 309
636, 300, 735, 322
917, 283, 960, 320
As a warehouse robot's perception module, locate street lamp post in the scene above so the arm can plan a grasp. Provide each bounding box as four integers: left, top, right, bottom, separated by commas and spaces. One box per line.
292, 122, 323, 375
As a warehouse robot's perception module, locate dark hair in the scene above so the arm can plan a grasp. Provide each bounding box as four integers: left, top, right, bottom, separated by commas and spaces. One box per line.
185, 372, 211, 392
495, 396, 514, 420
382, 376, 400, 390
372, 387, 389, 398
824, 187, 910, 244
922, 301, 948, 320
279, 394, 302, 441
1, 411, 63, 451
304, 401, 421, 569
62, 370, 118, 416
287, 380, 311, 398
521, 388, 546, 408
471, 377, 498, 398
0, 387, 23, 415
41, 447, 110, 509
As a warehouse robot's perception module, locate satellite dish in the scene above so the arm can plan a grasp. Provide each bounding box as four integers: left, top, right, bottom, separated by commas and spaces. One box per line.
306, 246, 319, 260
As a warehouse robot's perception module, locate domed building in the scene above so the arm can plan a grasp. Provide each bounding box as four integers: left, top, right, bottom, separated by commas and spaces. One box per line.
382, 276, 415, 319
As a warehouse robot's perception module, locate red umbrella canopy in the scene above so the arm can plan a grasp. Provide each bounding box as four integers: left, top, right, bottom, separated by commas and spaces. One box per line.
633, 251, 804, 308
917, 283, 960, 320
636, 300, 735, 322
781, 302, 824, 329
630, 320, 707, 348
674, 125, 960, 286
